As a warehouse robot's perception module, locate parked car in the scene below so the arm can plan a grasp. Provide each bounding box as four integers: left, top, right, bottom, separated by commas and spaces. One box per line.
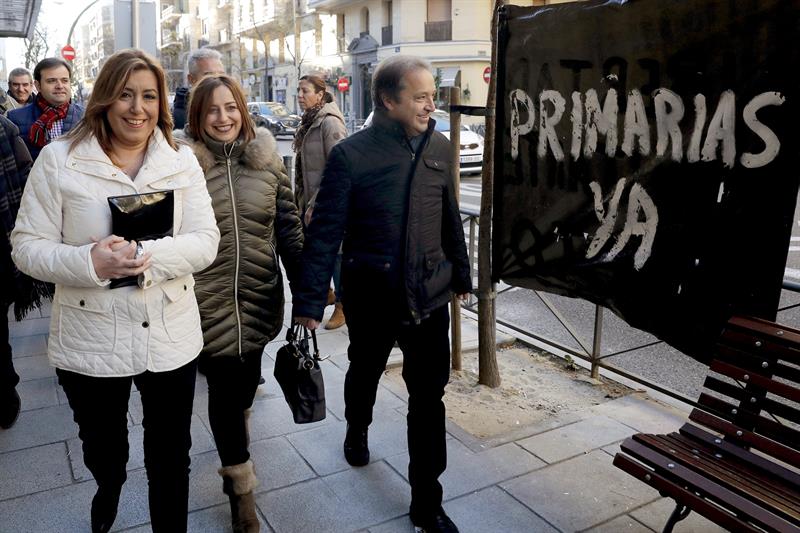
362, 109, 484, 175
247, 101, 301, 137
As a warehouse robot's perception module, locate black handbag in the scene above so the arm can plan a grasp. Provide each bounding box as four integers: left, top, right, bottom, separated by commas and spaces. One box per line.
107, 191, 174, 289
274, 324, 326, 424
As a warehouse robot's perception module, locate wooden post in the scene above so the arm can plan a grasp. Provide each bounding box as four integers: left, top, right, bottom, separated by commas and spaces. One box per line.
450, 86, 462, 371
477, 0, 504, 388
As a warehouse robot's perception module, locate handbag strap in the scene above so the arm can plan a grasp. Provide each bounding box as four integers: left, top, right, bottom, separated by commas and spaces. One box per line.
289, 322, 321, 361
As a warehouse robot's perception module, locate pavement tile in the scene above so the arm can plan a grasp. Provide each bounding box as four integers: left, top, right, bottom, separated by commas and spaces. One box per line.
517, 415, 636, 463
500, 450, 660, 532
0, 469, 151, 533
16, 376, 59, 411
374, 486, 559, 533
187, 450, 230, 511
0, 442, 72, 500
13, 354, 56, 381
10, 333, 48, 358
591, 395, 688, 434
385, 438, 545, 500
325, 381, 407, 424
585, 515, 653, 532
68, 415, 215, 482
8, 316, 51, 338
249, 436, 317, 491
0, 404, 77, 453
257, 462, 410, 532
246, 396, 334, 441
287, 409, 409, 476
630, 498, 728, 532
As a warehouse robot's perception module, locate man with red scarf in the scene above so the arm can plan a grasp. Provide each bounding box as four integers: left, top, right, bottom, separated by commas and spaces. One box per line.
8, 58, 84, 162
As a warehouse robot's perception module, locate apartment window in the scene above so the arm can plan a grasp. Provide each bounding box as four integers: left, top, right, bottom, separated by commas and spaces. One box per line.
337, 14, 346, 53
425, 0, 452, 41
382, 0, 393, 46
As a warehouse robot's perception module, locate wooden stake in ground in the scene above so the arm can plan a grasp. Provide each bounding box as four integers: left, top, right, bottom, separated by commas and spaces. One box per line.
478, 0, 503, 388
449, 86, 463, 371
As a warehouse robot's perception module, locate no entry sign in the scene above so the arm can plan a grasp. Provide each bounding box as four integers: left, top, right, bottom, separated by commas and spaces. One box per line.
483, 66, 491, 84
61, 45, 76, 61
337, 77, 349, 92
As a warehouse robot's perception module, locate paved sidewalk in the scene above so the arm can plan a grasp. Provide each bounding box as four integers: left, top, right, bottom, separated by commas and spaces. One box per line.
1, 296, 724, 533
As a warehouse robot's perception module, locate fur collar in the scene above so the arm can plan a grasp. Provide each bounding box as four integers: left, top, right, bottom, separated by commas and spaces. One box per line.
177, 127, 283, 174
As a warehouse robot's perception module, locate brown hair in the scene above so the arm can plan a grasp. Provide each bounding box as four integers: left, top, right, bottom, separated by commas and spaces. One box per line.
299, 75, 333, 104
67, 49, 176, 153
186, 74, 255, 143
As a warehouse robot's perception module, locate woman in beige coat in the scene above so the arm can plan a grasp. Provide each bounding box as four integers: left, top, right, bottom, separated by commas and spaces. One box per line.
293, 75, 347, 328
11, 50, 219, 533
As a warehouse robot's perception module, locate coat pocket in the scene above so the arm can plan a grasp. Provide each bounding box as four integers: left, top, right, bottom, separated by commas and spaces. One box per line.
421, 251, 453, 303
58, 296, 117, 355
161, 276, 201, 342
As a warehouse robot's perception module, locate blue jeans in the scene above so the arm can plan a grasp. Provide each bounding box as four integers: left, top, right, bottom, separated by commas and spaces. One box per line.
57, 358, 198, 533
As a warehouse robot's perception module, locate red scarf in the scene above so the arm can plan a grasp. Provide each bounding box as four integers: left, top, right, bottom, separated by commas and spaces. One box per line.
29, 95, 69, 148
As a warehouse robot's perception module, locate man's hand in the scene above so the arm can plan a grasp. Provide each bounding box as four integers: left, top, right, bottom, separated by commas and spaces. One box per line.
90, 235, 151, 280
456, 293, 470, 301
294, 317, 320, 330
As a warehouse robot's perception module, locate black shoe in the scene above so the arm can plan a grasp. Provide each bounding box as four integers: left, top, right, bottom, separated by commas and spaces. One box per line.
343, 424, 369, 466
410, 507, 459, 533
0, 387, 21, 429
91, 485, 121, 533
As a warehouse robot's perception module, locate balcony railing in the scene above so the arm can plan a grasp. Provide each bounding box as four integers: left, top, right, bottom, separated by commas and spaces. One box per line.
381, 25, 392, 46
424, 20, 452, 42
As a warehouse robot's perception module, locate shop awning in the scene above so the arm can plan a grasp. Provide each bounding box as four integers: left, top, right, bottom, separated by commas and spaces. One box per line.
0, 0, 41, 38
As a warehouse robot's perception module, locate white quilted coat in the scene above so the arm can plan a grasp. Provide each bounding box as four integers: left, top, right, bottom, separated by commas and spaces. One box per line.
11, 130, 220, 377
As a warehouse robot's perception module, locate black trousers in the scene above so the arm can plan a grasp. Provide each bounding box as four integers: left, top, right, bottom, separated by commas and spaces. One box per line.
0, 301, 19, 391
344, 297, 451, 517
57, 358, 198, 533
199, 351, 263, 467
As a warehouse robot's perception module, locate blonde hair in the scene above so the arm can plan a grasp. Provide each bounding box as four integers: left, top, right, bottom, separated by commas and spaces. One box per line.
186, 74, 255, 144
67, 49, 176, 153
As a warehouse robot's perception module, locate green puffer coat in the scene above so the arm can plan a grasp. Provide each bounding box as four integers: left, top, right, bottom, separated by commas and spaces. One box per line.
180, 127, 304, 358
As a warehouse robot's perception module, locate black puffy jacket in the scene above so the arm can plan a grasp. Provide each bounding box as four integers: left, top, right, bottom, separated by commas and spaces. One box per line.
292, 109, 472, 323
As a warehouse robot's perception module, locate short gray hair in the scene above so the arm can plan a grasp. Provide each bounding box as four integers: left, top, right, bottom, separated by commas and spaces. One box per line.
186, 48, 223, 80
8, 67, 32, 83
372, 55, 432, 110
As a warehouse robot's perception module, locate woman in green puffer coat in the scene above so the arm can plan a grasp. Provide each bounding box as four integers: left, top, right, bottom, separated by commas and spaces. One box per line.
179, 74, 303, 533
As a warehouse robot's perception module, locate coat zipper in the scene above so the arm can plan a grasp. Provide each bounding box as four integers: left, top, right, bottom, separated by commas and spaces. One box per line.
224, 147, 244, 358
402, 132, 430, 323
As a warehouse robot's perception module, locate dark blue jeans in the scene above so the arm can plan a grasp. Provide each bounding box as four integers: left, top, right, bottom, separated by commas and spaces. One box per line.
0, 301, 19, 391
57, 358, 198, 533
344, 295, 451, 517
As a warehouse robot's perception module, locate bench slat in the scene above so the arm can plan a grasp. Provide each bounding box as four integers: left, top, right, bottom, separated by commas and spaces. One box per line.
679, 423, 800, 488
621, 438, 799, 531
637, 433, 800, 519
703, 376, 800, 426
613, 452, 765, 533
715, 345, 800, 384
690, 409, 800, 467
697, 393, 800, 450
720, 329, 800, 366
727, 316, 800, 348
710, 360, 800, 404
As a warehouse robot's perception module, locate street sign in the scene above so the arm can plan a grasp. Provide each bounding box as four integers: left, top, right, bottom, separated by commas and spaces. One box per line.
61, 45, 76, 61
483, 66, 491, 84
337, 77, 350, 92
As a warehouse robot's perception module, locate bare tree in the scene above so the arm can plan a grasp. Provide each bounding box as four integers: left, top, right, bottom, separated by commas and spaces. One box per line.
23, 23, 51, 71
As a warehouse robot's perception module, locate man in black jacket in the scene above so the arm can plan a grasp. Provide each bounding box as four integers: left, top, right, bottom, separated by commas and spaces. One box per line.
293, 55, 471, 533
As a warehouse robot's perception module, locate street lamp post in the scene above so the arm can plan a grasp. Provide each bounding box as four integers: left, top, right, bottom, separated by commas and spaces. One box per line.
66, 0, 102, 49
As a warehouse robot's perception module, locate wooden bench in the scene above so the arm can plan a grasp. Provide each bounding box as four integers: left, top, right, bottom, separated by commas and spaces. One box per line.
613, 316, 800, 532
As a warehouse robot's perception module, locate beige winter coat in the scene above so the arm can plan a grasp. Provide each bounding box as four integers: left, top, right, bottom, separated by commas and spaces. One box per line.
295, 101, 347, 215
11, 129, 220, 377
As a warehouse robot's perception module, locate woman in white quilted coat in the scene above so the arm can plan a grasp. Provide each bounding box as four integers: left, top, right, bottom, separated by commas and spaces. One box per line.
10, 50, 219, 533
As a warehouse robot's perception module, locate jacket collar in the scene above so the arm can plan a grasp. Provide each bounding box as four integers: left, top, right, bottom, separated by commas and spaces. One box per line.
183, 127, 282, 174
66, 129, 185, 188
371, 108, 435, 150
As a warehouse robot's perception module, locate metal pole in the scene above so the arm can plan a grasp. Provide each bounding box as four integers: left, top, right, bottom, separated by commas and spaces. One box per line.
131, 0, 140, 48
449, 86, 462, 371
66, 0, 102, 47
591, 305, 604, 379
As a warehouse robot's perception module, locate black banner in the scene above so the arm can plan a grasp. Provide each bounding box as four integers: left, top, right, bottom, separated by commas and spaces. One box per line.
493, 0, 800, 362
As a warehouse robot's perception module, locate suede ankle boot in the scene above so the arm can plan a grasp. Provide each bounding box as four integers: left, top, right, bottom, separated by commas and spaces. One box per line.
220, 460, 260, 533
325, 302, 345, 330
